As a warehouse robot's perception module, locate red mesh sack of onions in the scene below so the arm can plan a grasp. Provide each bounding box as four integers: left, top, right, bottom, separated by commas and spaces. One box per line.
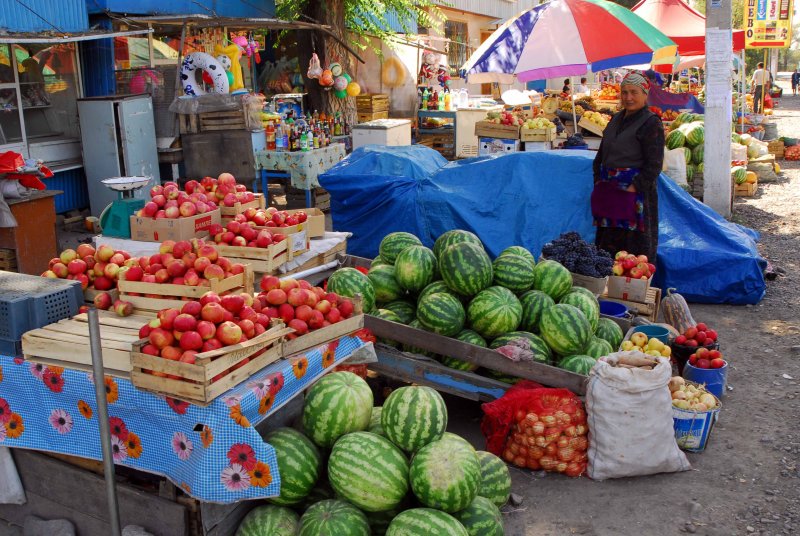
482, 385, 588, 478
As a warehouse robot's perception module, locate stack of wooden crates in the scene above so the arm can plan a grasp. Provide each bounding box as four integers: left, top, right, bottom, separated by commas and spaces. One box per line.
356, 94, 389, 123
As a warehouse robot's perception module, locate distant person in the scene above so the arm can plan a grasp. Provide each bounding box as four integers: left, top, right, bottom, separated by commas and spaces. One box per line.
792, 69, 800, 96
576, 77, 590, 95
562, 78, 571, 94
751, 62, 769, 113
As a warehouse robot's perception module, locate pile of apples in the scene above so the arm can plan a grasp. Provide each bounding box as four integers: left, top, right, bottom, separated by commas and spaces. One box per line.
521, 117, 555, 130
485, 110, 523, 127
120, 240, 245, 293
231, 207, 308, 229
669, 376, 719, 411
136, 173, 257, 219
257, 275, 356, 339
612, 251, 656, 280
687, 347, 726, 369
620, 332, 672, 358
209, 221, 287, 249
80, 296, 134, 317
673, 322, 718, 348
42, 244, 133, 292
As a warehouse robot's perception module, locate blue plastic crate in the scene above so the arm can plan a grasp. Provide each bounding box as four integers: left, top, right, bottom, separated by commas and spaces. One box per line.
0, 272, 83, 340
44, 168, 90, 214
0, 337, 22, 357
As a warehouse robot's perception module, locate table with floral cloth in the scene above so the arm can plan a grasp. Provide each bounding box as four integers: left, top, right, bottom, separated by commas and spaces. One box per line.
255, 144, 347, 190
0, 335, 364, 504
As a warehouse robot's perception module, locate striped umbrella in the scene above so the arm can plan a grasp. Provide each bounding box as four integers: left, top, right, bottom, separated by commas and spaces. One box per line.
462, 0, 677, 84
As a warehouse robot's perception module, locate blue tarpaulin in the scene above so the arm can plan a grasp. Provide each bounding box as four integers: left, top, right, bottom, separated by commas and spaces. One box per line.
647, 85, 705, 114
320, 146, 766, 304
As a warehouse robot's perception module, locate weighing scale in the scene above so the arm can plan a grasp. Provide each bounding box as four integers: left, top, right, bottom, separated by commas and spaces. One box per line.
98, 176, 151, 238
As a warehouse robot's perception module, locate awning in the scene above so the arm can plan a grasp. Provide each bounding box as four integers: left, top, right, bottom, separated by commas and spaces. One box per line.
0, 28, 153, 44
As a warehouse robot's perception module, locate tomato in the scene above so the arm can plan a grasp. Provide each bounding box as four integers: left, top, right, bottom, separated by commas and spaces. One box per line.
526, 457, 541, 471
545, 443, 558, 456
557, 436, 570, 449
503, 448, 515, 462
565, 462, 584, 478
557, 446, 576, 462
540, 456, 557, 471
556, 461, 568, 473
514, 455, 527, 467
528, 446, 544, 460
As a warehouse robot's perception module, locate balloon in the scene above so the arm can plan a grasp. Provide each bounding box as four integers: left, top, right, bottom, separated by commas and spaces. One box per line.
346, 82, 361, 97
319, 69, 334, 86
342, 73, 352, 83
334, 89, 347, 99
330, 62, 343, 76
333, 75, 348, 91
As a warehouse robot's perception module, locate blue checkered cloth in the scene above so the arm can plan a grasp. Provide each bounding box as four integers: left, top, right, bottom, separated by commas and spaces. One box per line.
0, 335, 364, 503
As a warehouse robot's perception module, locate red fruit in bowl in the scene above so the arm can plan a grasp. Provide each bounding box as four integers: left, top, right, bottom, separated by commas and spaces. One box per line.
695, 358, 711, 369
696, 322, 708, 332
710, 358, 726, 369
688, 354, 697, 365
707, 349, 721, 359
684, 339, 698, 347
695, 331, 707, 343
674, 335, 687, 345
684, 327, 698, 339
705, 329, 717, 342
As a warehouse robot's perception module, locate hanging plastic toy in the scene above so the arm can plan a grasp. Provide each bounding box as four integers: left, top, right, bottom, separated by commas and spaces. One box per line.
333, 75, 348, 91
346, 82, 361, 97
319, 69, 335, 88
307, 53, 323, 79
330, 62, 343, 77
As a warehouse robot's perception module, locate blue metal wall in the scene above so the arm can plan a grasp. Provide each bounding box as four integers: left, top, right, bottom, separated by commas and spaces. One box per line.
45, 169, 90, 214
0, 0, 88, 32
80, 17, 116, 97
86, 0, 275, 17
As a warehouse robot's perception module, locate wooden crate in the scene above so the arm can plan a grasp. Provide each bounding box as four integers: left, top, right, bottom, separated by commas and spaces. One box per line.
474, 121, 520, 140
22, 310, 148, 376
117, 266, 254, 314
130, 323, 292, 406
219, 193, 266, 221
179, 109, 247, 134
578, 117, 606, 137
520, 126, 557, 142
357, 110, 389, 123
214, 240, 289, 276
767, 139, 785, 158
735, 180, 758, 197
356, 94, 389, 112
283, 239, 347, 276
417, 133, 455, 159
281, 314, 364, 357
0, 248, 17, 271
601, 287, 662, 322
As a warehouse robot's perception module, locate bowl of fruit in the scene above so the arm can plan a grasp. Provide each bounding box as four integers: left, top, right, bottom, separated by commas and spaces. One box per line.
670, 323, 719, 374
682, 347, 727, 398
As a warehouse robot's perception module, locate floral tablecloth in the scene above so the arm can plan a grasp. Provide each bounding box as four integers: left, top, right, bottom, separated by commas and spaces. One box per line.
0, 336, 364, 503
255, 144, 347, 190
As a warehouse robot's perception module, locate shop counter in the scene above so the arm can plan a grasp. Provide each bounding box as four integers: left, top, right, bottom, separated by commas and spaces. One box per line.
0, 190, 60, 275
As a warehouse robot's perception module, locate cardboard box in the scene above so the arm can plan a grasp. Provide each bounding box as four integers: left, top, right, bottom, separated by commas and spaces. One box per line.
474, 121, 520, 140
571, 273, 608, 295
479, 137, 520, 156
606, 274, 652, 302
520, 126, 556, 142
129, 209, 221, 243
524, 141, 553, 152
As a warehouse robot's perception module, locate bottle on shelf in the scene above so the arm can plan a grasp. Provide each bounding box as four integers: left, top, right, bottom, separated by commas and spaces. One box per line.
444, 89, 452, 111
282, 124, 290, 152
420, 87, 428, 110
266, 121, 276, 151
429, 89, 437, 111
438, 90, 444, 111
306, 128, 314, 151
275, 124, 285, 152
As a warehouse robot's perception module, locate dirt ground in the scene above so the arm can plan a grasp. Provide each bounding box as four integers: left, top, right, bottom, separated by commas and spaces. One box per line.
452, 83, 800, 536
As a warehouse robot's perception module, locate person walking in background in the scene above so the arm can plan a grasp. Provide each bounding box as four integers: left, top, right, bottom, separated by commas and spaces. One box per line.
576, 77, 590, 95
751, 62, 769, 113
792, 68, 800, 96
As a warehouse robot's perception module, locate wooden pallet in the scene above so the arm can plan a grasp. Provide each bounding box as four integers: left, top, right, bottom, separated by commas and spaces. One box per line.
600, 287, 662, 322
21, 311, 148, 377
0, 248, 17, 272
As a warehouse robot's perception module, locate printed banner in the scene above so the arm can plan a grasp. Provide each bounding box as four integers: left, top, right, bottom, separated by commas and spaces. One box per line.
744, 0, 794, 48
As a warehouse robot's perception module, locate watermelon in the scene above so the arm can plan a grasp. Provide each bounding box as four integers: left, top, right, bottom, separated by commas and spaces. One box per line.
433, 229, 483, 259
559, 289, 600, 332
532, 260, 572, 301
732, 166, 747, 184
382, 300, 416, 324
382, 386, 447, 452
409, 438, 481, 512
480, 369, 522, 385
372, 255, 391, 267
665, 128, 686, 150
386, 508, 469, 536
366, 504, 407, 536
475, 451, 511, 508
539, 303, 592, 356
583, 336, 613, 358
369, 407, 385, 436
265, 428, 321, 506
518, 290, 555, 333
686, 164, 695, 182
327, 267, 376, 313
370, 308, 402, 323
300, 483, 336, 512
298, 499, 370, 536
402, 319, 434, 357
452, 496, 504, 536
235, 505, 299, 536
467, 286, 522, 339
683, 147, 692, 165
441, 432, 475, 452
498, 245, 536, 267
417, 292, 466, 336
492, 254, 535, 293
379, 232, 423, 264
417, 280, 464, 305
303, 371, 373, 448
558, 354, 598, 375
692, 143, 704, 164
697, 161, 704, 174
368, 265, 405, 303
684, 122, 704, 147
441, 329, 486, 371
731, 132, 741, 144
489, 331, 551, 364
439, 242, 494, 297
595, 317, 624, 349
394, 245, 437, 293
328, 432, 410, 512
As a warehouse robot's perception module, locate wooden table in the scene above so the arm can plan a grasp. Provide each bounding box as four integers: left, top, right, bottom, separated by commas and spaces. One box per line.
0, 190, 60, 275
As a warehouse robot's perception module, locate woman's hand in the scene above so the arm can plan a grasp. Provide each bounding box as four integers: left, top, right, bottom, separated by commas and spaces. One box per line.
625, 184, 636, 193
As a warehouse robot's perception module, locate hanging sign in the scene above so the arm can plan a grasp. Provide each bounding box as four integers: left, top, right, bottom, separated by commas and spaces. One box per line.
744, 0, 794, 48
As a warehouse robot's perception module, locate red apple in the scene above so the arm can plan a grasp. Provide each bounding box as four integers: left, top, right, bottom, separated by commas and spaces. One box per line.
260, 275, 280, 292
124, 265, 144, 282
696, 322, 708, 332
179, 330, 203, 351
339, 299, 354, 318
139, 324, 152, 339
201, 302, 226, 324
308, 310, 325, 330
93, 275, 113, 291
237, 319, 255, 338
220, 294, 245, 314
295, 305, 313, 322
96, 245, 115, 262
287, 288, 308, 307
200, 291, 221, 306
157, 308, 180, 331
315, 300, 332, 314
266, 288, 287, 305
202, 338, 223, 352
93, 292, 113, 310
204, 264, 225, 281
173, 313, 197, 332
141, 344, 159, 356
113, 300, 133, 317
197, 245, 219, 263
695, 358, 711, 369
675, 335, 687, 345
288, 318, 309, 335
325, 308, 342, 324
197, 320, 216, 340
76, 244, 96, 258
325, 292, 339, 305
278, 303, 295, 323
149, 328, 174, 349
67, 258, 87, 275
154, 268, 170, 284
685, 327, 698, 339
179, 301, 201, 318
179, 351, 198, 364
216, 321, 243, 346
710, 358, 725, 369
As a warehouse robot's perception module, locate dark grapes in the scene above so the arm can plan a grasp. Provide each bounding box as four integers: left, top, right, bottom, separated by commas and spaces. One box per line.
541, 232, 614, 277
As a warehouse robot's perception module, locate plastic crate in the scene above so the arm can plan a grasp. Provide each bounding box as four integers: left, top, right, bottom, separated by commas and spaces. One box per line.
44, 168, 90, 214
0, 337, 22, 357
0, 272, 83, 340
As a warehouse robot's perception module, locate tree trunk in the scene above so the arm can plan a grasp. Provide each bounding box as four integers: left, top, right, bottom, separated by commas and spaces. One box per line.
297, 0, 357, 127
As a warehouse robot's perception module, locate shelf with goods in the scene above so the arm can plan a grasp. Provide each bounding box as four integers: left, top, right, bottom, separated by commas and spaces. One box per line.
417, 109, 457, 159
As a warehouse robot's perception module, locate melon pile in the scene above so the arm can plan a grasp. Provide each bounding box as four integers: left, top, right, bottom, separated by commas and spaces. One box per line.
664, 113, 706, 181
327, 230, 624, 381
236, 372, 511, 535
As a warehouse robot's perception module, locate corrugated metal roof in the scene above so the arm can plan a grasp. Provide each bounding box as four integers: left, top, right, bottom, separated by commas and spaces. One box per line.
0, 0, 88, 32
441, 0, 540, 21
87, 0, 275, 18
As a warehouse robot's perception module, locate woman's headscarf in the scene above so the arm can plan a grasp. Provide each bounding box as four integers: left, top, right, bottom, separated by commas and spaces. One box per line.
621, 72, 651, 95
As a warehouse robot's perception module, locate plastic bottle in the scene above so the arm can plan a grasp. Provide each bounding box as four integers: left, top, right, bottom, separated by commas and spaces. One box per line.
421, 87, 428, 110
438, 90, 444, 110
444, 90, 452, 111
266, 122, 276, 151
300, 130, 308, 152
282, 125, 290, 152
306, 128, 314, 151
275, 124, 285, 152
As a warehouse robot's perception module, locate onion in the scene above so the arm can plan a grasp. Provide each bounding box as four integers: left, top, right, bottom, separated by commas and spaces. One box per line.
558, 446, 576, 461
699, 393, 716, 408
692, 403, 708, 412
672, 390, 687, 400
668, 376, 685, 392
532, 421, 545, 435
673, 399, 690, 410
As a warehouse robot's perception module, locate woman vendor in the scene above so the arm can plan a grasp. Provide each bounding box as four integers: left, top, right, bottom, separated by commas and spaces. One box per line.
591, 72, 664, 261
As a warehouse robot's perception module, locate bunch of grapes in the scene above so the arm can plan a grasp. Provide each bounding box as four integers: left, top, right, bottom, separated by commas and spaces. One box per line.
541, 232, 613, 278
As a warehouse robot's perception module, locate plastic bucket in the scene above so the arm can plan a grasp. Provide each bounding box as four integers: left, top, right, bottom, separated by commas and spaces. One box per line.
670, 342, 719, 376
599, 300, 627, 318
631, 324, 669, 344
683, 361, 728, 399
672, 402, 720, 452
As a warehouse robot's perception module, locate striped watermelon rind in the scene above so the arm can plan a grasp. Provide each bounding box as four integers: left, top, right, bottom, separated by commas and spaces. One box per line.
409, 438, 481, 512
559, 289, 600, 333
417, 280, 466, 305
492, 254, 535, 293
382, 300, 416, 324
595, 317, 624, 349
368, 265, 405, 304
235, 504, 299, 536
452, 496, 504, 536
328, 432, 410, 512
467, 286, 522, 339
441, 329, 486, 371
518, 289, 556, 333
558, 354, 598, 375
327, 267, 376, 313
366, 503, 407, 536
299, 483, 335, 513
539, 303, 592, 356
369, 407, 385, 436
417, 292, 466, 337
386, 508, 469, 536
441, 432, 475, 452
379, 232, 423, 264
533, 259, 573, 301
498, 246, 536, 267
394, 245, 437, 293
439, 242, 494, 297
372, 255, 391, 267
665, 129, 685, 150
489, 331, 552, 364
298, 499, 370, 536
370, 309, 402, 323
302, 371, 373, 448
265, 428, 321, 506
382, 385, 447, 452
433, 229, 483, 259
476, 451, 511, 507
583, 336, 613, 359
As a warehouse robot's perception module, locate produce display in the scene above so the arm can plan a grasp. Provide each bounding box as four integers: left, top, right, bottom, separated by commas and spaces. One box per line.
381, 386, 447, 452
541, 232, 614, 278
302, 371, 373, 448
409, 436, 481, 512
42, 243, 130, 291
265, 427, 322, 506
620, 332, 672, 358
521, 117, 555, 131
226, 206, 309, 229
581, 110, 610, 129
451, 497, 504, 536
594, 83, 620, 100
669, 376, 720, 411
386, 509, 468, 536
483, 110, 524, 127
661, 289, 695, 333
211, 220, 288, 248
298, 499, 370, 536
475, 451, 512, 507
612, 250, 655, 279
649, 106, 679, 122
686, 347, 726, 370
235, 504, 298, 536
673, 322, 718, 348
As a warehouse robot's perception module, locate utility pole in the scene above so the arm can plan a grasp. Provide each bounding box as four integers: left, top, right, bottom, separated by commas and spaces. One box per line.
703, 0, 733, 218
